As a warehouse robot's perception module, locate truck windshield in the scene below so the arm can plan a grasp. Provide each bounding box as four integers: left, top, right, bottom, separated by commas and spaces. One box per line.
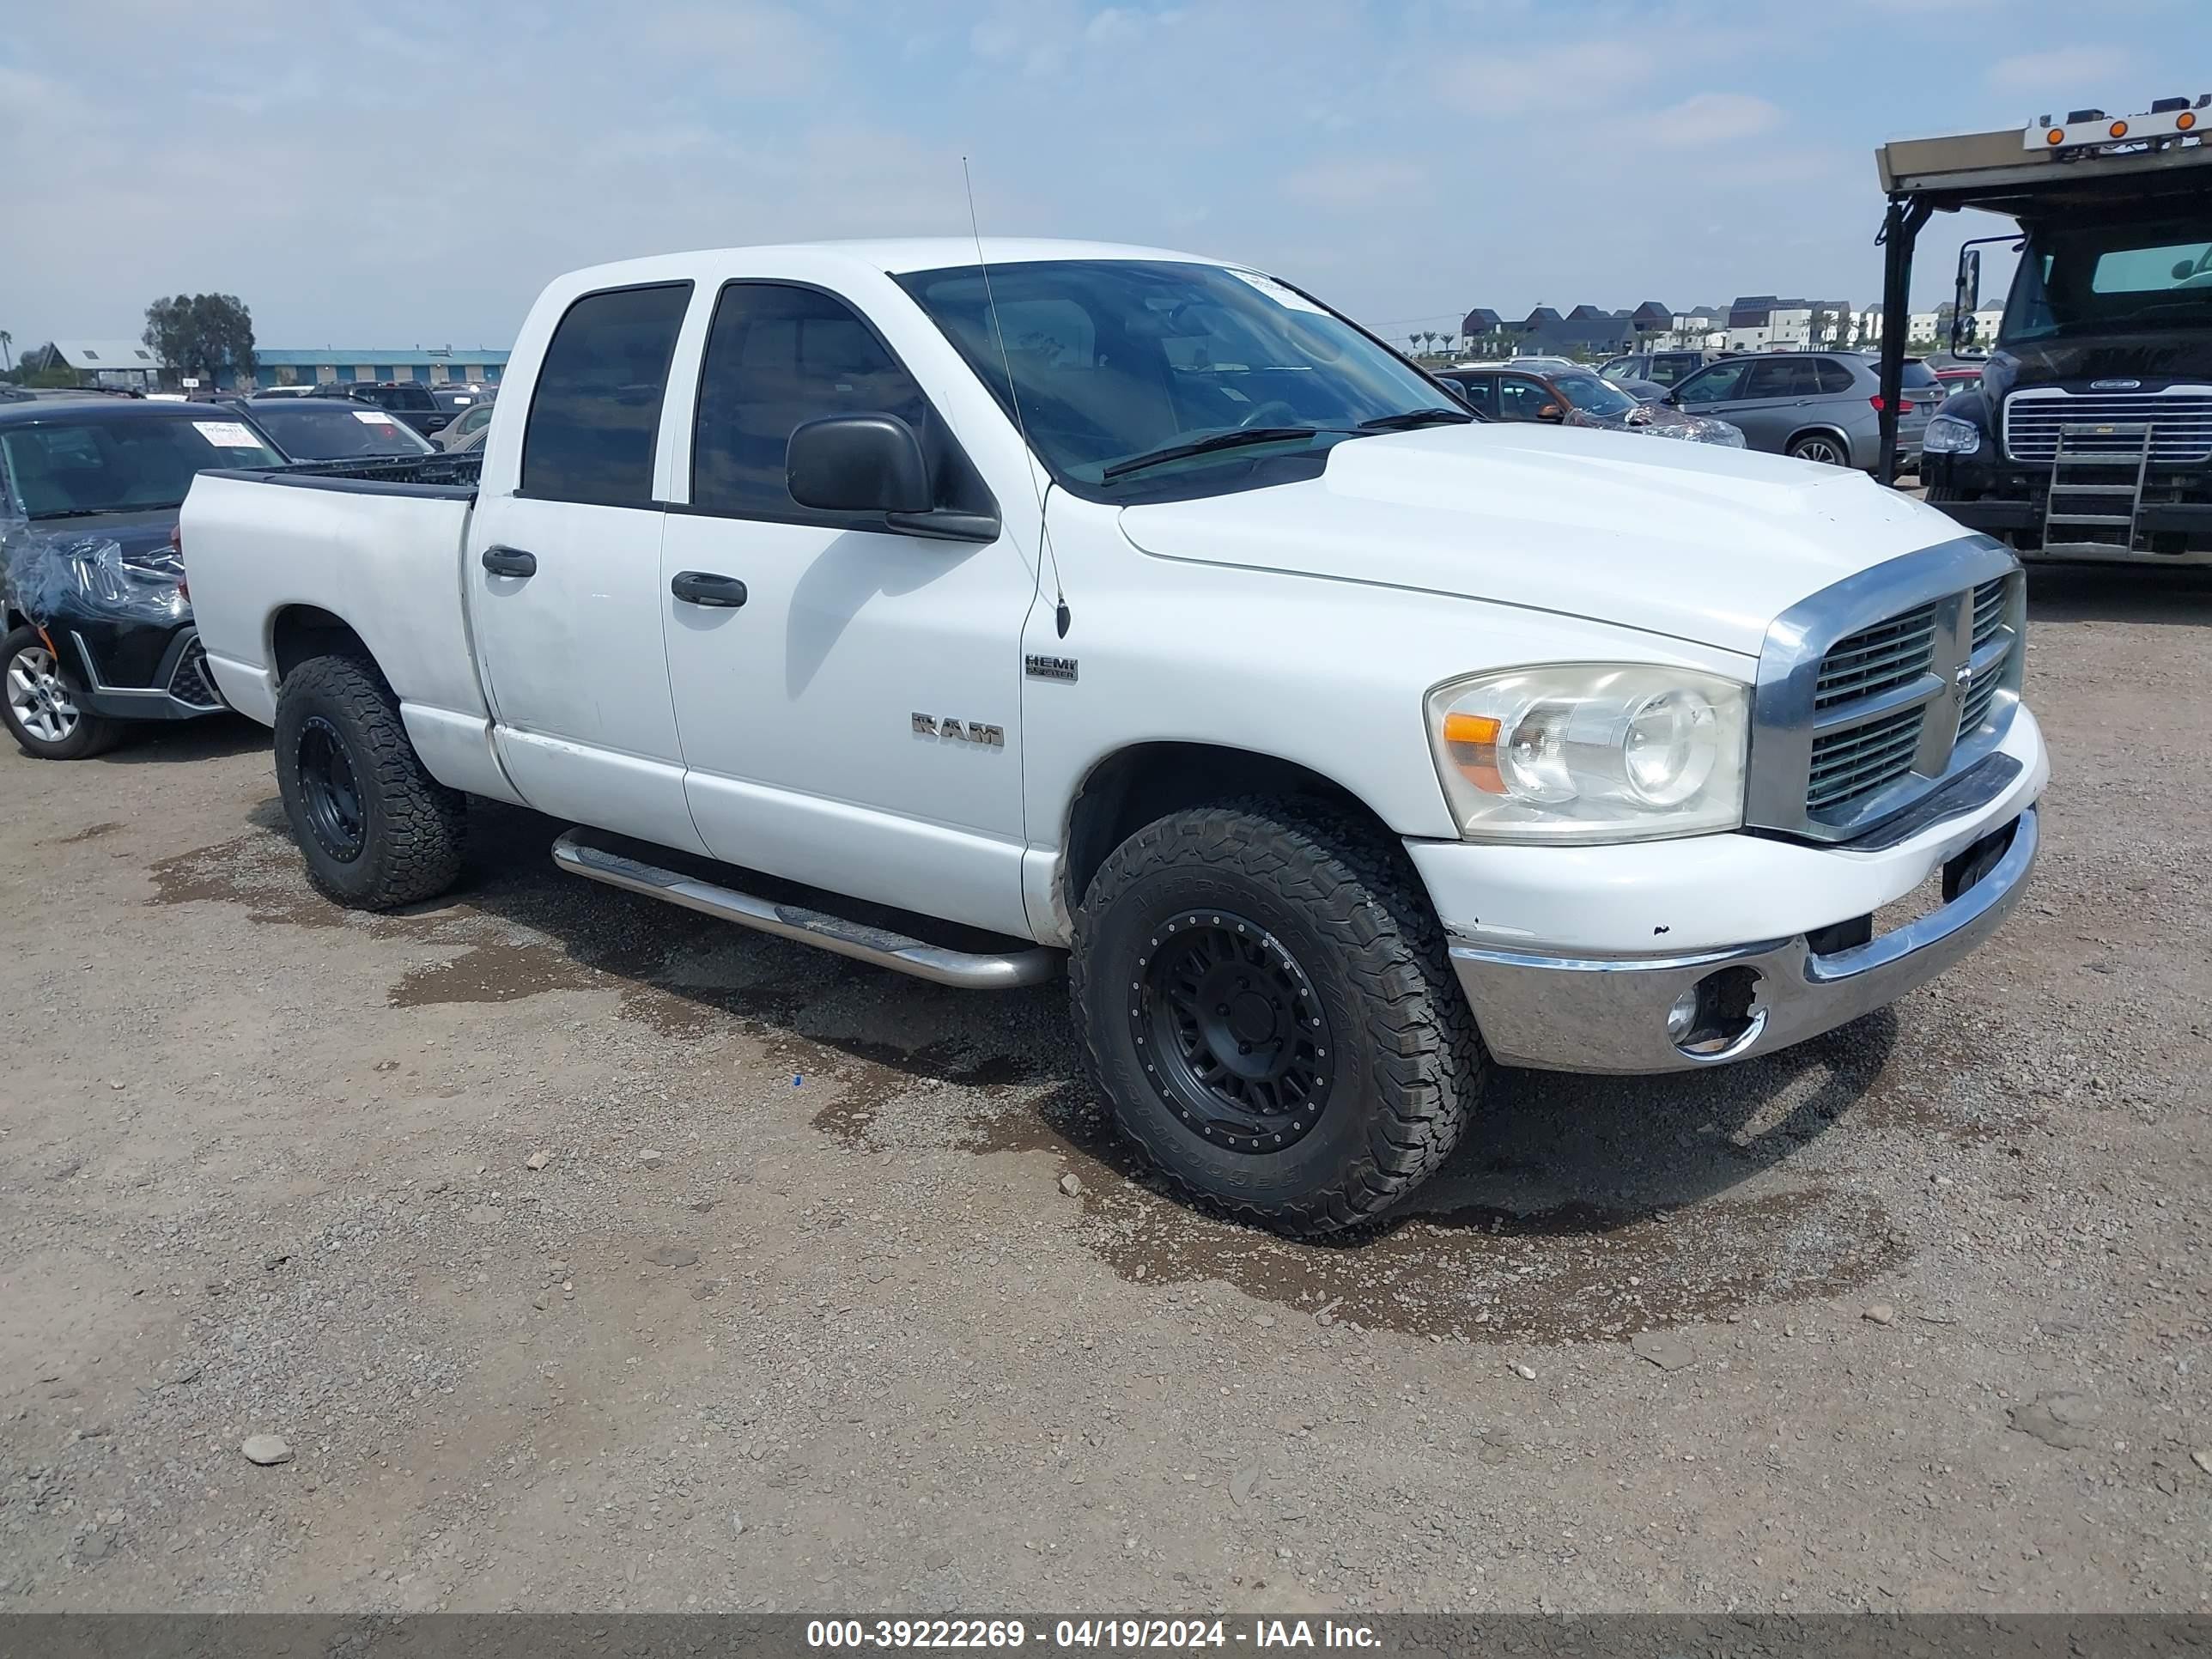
1, 416, 282, 519
2002, 214, 2212, 343
896, 259, 1461, 495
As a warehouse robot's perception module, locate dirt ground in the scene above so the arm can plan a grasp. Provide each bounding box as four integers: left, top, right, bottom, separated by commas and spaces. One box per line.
3, 565, 2209, 1615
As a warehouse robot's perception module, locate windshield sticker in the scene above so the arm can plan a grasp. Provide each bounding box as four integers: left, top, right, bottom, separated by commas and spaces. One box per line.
1224, 270, 1328, 315
352, 410, 398, 425
191, 421, 258, 448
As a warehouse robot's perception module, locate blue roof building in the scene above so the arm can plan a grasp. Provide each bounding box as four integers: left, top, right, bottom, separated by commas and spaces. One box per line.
243, 347, 510, 391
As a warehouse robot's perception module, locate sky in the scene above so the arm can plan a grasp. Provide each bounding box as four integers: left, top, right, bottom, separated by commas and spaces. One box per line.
1, 0, 2197, 355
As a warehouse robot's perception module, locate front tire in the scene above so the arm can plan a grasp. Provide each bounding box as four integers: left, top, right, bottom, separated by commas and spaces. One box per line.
273, 653, 465, 908
1, 625, 120, 760
1070, 802, 1483, 1237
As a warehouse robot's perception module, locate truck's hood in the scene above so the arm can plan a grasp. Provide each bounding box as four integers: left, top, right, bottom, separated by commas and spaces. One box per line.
1981, 332, 2212, 404
1115, 424, 1955, 656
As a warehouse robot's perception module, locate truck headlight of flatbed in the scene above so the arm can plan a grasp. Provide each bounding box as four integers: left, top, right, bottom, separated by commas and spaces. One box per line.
1425, 665, 1748, 843
1922, 414, 1982, 456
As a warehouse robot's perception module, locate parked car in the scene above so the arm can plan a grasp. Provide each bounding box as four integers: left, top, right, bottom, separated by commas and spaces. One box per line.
181, 240, 2043, 1235
1, 398, 283, 757
433, 386, 491, 414
1668, 352, 1937, 471
1435, 363, 1746, 446
241, 396, 436, 461
307, 380, 450, 437
1600, 349, 1729, 389
434, 398, 496, 451
251, 385, 320, 399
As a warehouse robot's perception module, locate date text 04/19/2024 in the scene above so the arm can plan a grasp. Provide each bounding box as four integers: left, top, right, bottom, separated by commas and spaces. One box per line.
804, 1619, 1382, 1649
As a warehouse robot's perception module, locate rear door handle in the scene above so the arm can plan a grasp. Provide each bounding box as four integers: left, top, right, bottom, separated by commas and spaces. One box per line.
481, 545, 537, 578
671, 570, 748, 608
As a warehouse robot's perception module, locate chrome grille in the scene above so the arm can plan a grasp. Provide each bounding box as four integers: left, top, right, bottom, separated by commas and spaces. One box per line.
2002, 388, 2212, 465
1807, 705, 1923, 813
1747, 543, 2024, 844
168, 639, 222, 709
1813, 603, 1938, 712
1971, 577, 2006, 648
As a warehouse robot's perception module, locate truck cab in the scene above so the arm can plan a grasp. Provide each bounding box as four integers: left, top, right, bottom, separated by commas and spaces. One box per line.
1875, 94, 2212, 562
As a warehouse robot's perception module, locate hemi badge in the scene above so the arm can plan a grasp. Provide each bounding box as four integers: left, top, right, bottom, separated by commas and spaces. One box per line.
2089, 379, 2142, 391
1025, 653, 1079, 683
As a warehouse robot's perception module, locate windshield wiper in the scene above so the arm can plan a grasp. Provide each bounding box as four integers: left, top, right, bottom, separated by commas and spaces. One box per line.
1357, 407, 1474, 431
1101, 426, 1323, 482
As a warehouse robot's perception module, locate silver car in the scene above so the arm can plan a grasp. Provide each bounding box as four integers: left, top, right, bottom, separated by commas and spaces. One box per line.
1668, 352, 1936, 471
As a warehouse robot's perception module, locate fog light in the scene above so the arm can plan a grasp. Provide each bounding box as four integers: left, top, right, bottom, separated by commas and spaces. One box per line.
1665, 986, 1700, 1041
1668, 965, 1767, 1060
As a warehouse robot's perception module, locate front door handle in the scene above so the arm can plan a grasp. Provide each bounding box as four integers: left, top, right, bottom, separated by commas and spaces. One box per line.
481, 545, 537, 578
671, 570, 748, 609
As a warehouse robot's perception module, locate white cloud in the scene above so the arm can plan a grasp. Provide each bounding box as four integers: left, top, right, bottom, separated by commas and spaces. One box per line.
1985, 45, 2135, 94
1435, 40, 1642, 115
1279, 159, 1428, 210
1643, 92, 1783, 149
648, 3, 824, 91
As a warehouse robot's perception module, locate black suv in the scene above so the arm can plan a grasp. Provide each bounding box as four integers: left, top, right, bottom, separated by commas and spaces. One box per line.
308, 380, 450, 437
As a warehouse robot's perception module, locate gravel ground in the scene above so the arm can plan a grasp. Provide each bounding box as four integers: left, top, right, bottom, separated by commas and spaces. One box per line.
2, 564, 2209, 1614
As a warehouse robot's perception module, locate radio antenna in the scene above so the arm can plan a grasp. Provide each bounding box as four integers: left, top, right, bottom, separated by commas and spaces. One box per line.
964, 156, 1069, 638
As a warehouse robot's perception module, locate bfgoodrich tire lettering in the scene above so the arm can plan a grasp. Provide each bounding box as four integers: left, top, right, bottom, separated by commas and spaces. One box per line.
1071, 801, 1484, 1236
274, 653, 465, 908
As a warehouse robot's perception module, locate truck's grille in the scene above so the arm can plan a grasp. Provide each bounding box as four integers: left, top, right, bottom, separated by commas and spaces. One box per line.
2002, 388, 2212, 465
1747, 546, 2024, 844
1813, 603, 1939, 712
1971, 576, 2006, 648
1807, 705, 1924, 813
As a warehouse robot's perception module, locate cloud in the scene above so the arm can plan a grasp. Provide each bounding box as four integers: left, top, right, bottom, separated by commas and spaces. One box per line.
1985, 45, 2135, 94
1279, 159, 1428, 210
1435, 40, 1642, 115
648, 3, 823, 92
1643, 92, 1783, 149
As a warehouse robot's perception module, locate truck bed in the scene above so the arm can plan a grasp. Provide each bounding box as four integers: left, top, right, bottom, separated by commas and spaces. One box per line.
179, 456, 508, 800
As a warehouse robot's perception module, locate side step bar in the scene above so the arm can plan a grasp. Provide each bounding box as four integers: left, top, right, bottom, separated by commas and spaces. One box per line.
550, 830, 1060, 991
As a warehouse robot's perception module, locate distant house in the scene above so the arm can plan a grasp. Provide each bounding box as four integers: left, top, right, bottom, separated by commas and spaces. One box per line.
243, 348, 510, 392
21, 339, 164, 391
1724, 295, 1852, 352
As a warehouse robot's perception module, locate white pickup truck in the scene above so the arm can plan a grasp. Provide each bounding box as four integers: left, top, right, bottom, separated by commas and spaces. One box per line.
181, 240, 2047, 1234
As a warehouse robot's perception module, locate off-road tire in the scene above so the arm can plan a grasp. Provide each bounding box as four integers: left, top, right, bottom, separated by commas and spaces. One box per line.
274, 653, 465, 909
0, 625, 123, 760
1070, 800, 1484, 1236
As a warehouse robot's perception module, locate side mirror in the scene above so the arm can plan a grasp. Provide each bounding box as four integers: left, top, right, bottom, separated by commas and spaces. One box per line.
2177, 259, 2200, 281
787, 413, 933, 515
1950, 249, 1981, 351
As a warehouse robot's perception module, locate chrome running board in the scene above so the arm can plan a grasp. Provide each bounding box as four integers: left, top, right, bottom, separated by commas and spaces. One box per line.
550, 829, 1060, 991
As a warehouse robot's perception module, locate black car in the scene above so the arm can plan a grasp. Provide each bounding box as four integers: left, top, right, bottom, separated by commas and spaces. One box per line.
0, 398, 283, 758
308, 380, 450, 436
241, 396, 436, 461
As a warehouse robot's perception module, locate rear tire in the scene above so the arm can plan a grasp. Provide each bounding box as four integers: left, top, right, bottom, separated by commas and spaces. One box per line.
1788, 432, 1851, 467
1, 625, 121, 760
273, 653, 465, 909
1070, 801, 1484, 1237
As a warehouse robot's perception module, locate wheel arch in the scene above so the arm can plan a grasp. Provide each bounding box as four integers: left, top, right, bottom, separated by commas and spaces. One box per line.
1785, 423, 1856, 464
268, 604, 376, 684
1060, 740, 1398, 920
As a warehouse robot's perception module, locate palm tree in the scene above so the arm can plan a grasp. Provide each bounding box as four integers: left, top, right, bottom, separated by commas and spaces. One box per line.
1407, 333, 1423, 356
0, 330, 12, 374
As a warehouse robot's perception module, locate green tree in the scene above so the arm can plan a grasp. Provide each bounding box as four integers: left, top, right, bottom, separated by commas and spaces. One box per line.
144, 293, 258, 388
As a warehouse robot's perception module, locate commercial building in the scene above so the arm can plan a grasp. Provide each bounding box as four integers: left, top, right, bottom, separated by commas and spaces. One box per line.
19, 340, 166, 391
240, 348, 510, 391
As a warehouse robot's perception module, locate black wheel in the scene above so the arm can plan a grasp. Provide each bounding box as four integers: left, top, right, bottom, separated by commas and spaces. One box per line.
0, 625, 121, 760
1788, 432, 1850, 467
1070, 801, 1484, 1236
273, 653, 465, 908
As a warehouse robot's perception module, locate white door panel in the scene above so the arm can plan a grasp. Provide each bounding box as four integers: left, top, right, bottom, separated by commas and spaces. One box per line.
661, 514, 1032, 936
466, 494, 708, 854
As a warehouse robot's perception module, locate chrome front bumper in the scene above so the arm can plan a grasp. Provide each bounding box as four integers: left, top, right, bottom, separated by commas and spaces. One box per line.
1449, 806, 2038, 1074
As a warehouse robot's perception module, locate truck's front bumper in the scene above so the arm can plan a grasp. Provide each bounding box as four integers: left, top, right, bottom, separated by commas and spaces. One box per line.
1409, 706, 2046, 1073
1447, 807, 2034, 1072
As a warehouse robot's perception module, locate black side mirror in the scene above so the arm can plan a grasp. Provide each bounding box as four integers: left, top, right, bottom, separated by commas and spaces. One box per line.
1950, 249, 1981, 352
787, 413, 934, 515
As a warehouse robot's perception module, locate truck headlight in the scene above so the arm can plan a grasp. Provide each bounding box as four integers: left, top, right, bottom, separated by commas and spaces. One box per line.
1425, 665, 1748, 843
1922, 415, 1982, 456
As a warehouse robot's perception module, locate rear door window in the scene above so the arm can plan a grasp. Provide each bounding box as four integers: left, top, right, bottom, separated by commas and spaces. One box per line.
522, 282, 693, 505
1745, 359, 1818, 398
